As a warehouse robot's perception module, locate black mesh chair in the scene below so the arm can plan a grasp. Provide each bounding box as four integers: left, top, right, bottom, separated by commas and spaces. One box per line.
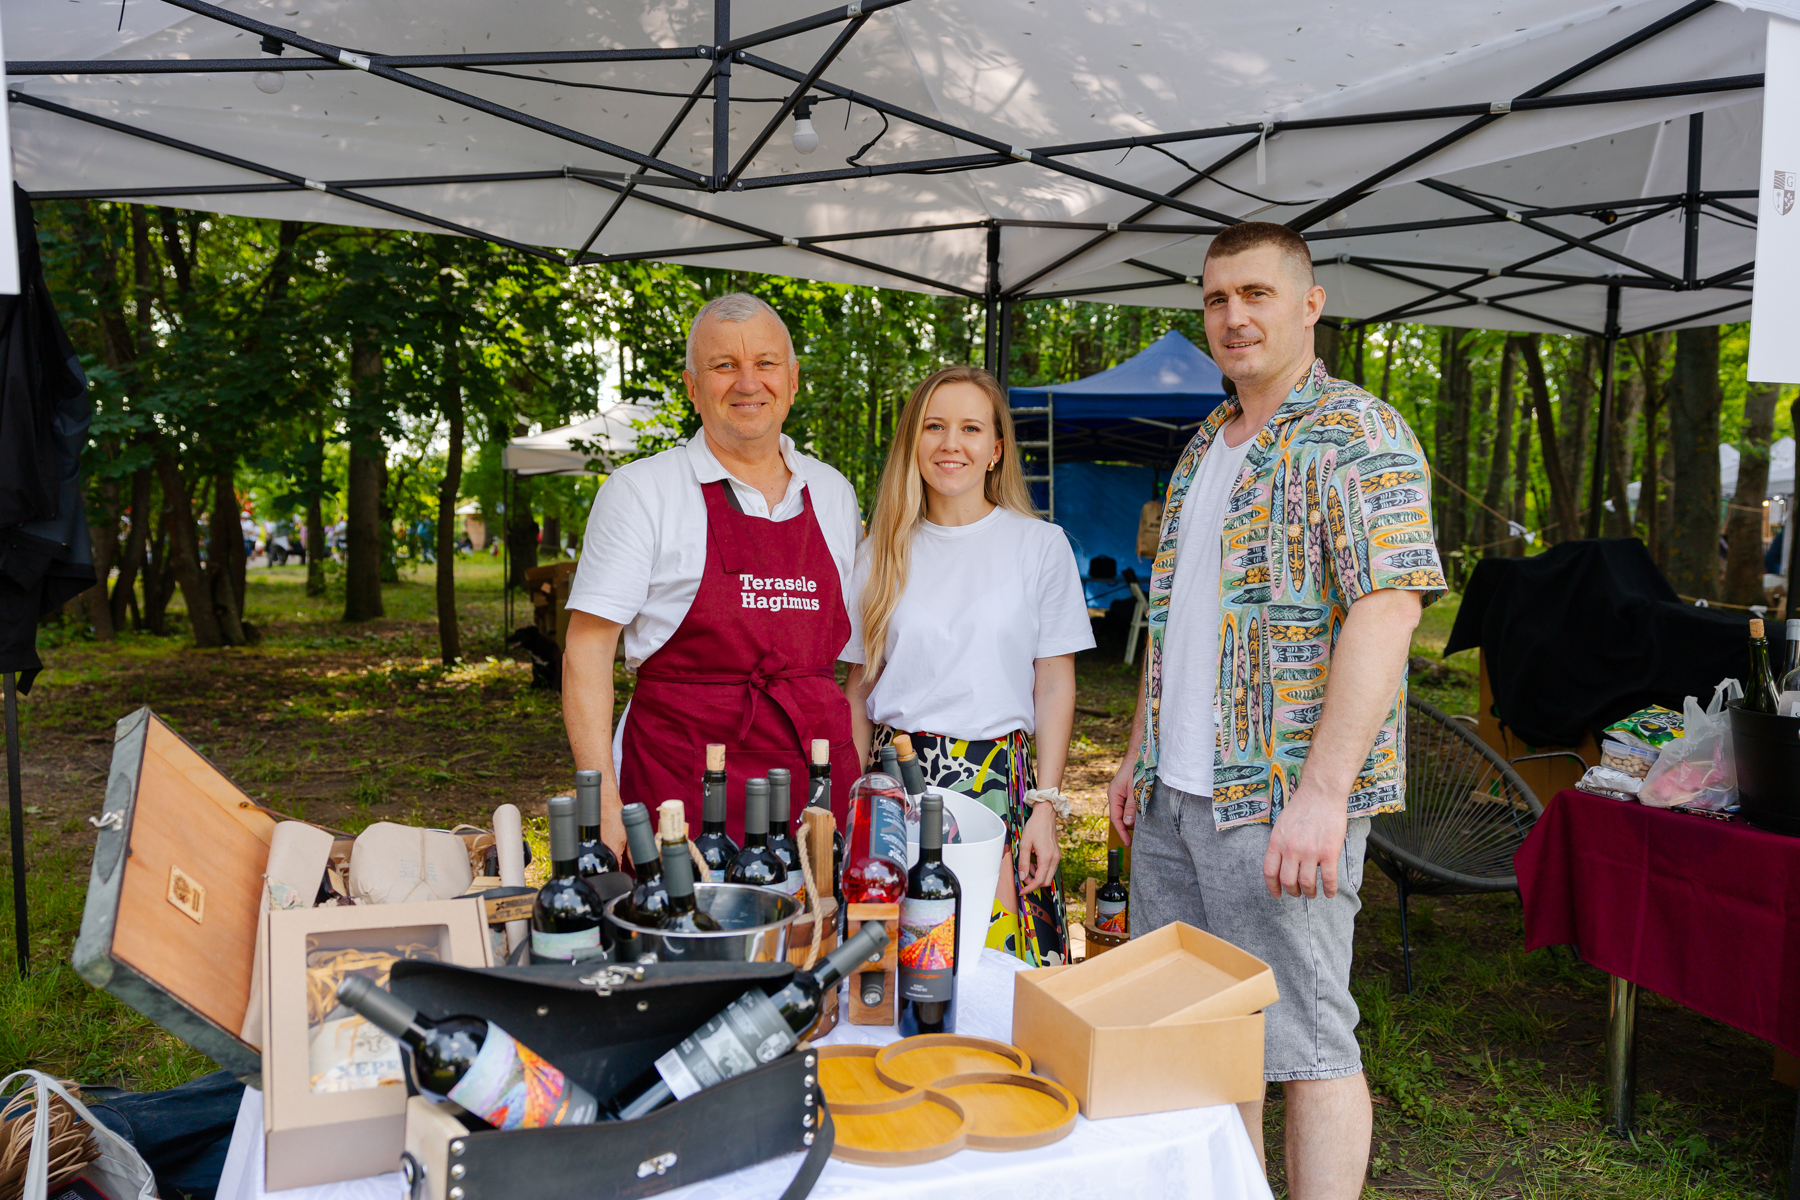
1367, 698, 1545, 993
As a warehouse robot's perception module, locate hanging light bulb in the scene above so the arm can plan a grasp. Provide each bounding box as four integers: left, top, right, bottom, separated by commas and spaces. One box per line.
1325, 209, 1350, 231
791, 98, 819, 155
255, 33, 285, 95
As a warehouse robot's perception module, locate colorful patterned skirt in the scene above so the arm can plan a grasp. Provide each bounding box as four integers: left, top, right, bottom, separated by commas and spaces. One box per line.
872, 727, 1070, 967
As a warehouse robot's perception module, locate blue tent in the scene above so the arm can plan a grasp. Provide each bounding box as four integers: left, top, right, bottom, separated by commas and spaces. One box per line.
1008, 330, 1228, 467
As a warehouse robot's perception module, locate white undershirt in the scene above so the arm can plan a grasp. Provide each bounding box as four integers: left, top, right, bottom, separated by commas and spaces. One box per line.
564, 434, 862, 669
1156, 430, 1258, 796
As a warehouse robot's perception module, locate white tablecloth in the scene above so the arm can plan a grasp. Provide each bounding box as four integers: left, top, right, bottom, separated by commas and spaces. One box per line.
218, 950, 1272, 1200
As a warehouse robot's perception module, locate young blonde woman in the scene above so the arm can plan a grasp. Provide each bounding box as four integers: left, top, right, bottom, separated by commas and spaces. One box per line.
842, 365, 1094, 966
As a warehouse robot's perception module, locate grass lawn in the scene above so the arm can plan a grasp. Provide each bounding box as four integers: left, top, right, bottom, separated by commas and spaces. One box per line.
2, 563, 1792, 1197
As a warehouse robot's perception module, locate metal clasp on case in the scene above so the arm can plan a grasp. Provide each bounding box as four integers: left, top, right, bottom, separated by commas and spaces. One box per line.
636, 1152, 678, 1178
578, 964, 647, 996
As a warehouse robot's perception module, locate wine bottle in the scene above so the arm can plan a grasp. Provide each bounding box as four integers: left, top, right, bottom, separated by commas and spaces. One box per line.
1094, 846, 1129, 934
892, 733, 959, 844
615, 803, 668, 927
898, 793, 960, 1037
657, 839, 722, 933
806, 739, 844, 907
694, 743, 739, 874
879, 744, 902, 806
726, 778, 787, 890
531, 796, 606, 962
338, 975, 598, 1128
1781, 618, 1800, 717
841, 766, 908, 904
605, 922, 889, 1120
575, 769, 620, 876
765, 768, 804, 903
1748, 617, 1780, 714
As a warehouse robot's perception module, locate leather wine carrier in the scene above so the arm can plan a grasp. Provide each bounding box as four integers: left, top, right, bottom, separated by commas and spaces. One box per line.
391, 958, 835, 1200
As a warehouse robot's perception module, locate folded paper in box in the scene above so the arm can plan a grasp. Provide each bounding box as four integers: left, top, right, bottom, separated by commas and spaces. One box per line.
1011, 922, 1276, 1118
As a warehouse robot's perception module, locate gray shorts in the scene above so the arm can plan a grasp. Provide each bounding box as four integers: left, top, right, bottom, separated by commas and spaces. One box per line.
1131, 779, 1369, 1083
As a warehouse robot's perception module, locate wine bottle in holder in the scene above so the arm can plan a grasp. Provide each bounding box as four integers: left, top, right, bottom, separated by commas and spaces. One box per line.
575, 769, 620, 876
898, 793, 960, 1036
616, 803, 668, 927
841, 766, 907, 905
1095, 846, 1129, 934
725, 778, 787, 890
530, 795, 605, 962
765, 768, 804, 902
695, 743, 740, 873
806, 739, 844, 906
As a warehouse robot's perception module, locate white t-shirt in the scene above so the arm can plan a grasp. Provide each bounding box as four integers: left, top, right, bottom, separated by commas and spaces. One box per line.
842, 506, 1095, 740
565, 433, 862, 669
1157, 431, 1258, 796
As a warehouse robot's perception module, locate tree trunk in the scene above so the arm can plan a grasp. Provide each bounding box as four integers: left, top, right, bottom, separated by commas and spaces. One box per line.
1604, 367, 1643, 539
344, 340, 386, 622
1315, 323, 1340, 376
83, 479, 119, 641
1511, 380, 1531, 556
111, 465, 151, 631
305, 429, 328, 598
143, 499, 173, 635
540, 514, 561, 562
1516, 334, 1582, 544
1558, 338, 1597, 524
210, 470, 247, 613
1479, 340, 1515, 555
379, 459, 400, 585
1378, 325, 1394, 403
436, 331, 464, 666
1434, 331, 1473, 576
506, 475, 538, 593
153, 451, 225, 647
1665, 327, 1724, 601
1724, 382, 1779, 606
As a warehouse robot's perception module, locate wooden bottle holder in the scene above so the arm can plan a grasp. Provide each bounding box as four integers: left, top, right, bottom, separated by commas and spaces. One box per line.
1079, 877, 1129, 959
789, 807, 842, 1036
847, 902, 900, 1025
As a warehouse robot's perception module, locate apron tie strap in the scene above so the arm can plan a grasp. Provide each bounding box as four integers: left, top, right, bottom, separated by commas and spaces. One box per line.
637, 653, 831, 743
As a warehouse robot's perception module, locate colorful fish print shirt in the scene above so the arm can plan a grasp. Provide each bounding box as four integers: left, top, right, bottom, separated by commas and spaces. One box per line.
1132, 359, 1447, 829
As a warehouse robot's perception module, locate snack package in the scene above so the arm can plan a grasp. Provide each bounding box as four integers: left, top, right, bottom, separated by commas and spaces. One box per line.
1576, 765, 1644, 803
1638, 680, 1740, 812
1599, 738, 1658, 780
1603, 705, 1685, 752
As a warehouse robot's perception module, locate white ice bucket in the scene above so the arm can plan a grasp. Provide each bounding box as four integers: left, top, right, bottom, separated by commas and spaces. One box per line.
906, 785, 1007, 972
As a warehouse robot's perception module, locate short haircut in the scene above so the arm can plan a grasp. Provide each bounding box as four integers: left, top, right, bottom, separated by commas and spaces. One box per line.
685, 292, 797, 374
1203, 221, 1316, 288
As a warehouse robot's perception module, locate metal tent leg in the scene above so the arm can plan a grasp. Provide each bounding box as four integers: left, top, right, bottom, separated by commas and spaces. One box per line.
4, 672, 26, 978
1396, 873, 1414, 996
1604, 975, 1638, 1137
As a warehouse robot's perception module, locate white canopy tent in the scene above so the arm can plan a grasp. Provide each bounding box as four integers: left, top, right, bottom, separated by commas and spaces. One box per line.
1625, 436, 1796, 505
499, 402, 667, 477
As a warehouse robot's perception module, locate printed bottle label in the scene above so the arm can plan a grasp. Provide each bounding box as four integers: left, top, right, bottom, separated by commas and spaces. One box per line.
898, 897, 957, 1002
1093, 899, 1129, 934
444, 1022, 599, 1128
870, 798, 908, 871
652, 989, 796, 1101
530, 925, 600, 962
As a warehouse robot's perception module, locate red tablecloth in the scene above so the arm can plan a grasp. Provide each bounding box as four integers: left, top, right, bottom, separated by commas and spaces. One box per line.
1515, 789, 1800, 1057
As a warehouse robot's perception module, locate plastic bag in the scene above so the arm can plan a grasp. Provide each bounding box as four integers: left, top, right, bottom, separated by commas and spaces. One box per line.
0, 1071, 157, 1200
1639, 678, 1741, 811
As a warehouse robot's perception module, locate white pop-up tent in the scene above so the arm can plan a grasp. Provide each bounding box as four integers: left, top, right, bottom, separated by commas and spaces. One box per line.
3, 0, 1788, 343
500, 402, 666, 477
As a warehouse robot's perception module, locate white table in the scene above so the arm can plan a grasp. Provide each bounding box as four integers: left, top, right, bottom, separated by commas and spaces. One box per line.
219, 950, 1272, 1200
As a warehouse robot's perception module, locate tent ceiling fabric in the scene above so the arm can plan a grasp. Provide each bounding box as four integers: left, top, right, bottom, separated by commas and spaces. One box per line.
5, 0, 1788, 333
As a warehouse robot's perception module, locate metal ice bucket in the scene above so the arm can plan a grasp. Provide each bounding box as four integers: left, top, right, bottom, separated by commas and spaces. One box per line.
604, 883, 802, 963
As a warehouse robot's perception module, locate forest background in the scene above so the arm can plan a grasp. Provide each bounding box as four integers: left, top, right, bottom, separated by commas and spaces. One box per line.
40, 201, 1794, 658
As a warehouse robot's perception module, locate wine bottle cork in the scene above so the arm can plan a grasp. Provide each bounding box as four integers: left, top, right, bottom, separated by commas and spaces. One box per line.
706, 743, 726, 772
1751, 617, 1765, 638
892, 732, 915, 760
657, 799, 688, 844
811, 738, 829, 766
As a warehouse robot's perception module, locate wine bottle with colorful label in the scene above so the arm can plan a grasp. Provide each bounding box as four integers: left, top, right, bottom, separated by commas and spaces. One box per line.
898, 793, 960, 1036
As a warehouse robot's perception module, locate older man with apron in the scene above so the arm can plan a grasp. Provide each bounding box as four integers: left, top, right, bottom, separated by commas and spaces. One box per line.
562, 294, 863, 859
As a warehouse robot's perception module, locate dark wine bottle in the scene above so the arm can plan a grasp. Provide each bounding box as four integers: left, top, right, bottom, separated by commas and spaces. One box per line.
338, 975, 598, 1128
1094, 846, 1129, 934
898, 793, 960, 1036
605, 922, 889, 1120
575, 769, 620, 876
726, 779, 787, 889
531, 796, 606, 962
1748, 617, 1780, 714
694, 743, 739, 874
615, 802, 668, 927
806, 739, 844, 907
764, 768, 804, 902
658, 839, 722, 933
841, 767, 907, 905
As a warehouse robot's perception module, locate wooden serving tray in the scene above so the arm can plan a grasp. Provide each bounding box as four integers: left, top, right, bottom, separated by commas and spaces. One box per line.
934, 1071, 1078, 1151
874, 1034, 1031, 1091
829, 1088, 969, 1165
816, 1045, 908, 1106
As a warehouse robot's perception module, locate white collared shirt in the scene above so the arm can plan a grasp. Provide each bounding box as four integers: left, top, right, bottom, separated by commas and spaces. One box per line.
566, 432, 862, 668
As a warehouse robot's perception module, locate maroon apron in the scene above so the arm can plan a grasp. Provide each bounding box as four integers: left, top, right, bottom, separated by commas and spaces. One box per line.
619, 479, 860, 841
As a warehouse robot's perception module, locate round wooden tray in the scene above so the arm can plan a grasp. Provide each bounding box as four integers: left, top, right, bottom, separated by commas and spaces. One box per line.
874, 1034, 1031, 1091
933, 1071, 1078, 1151
829, 1088, 970, 1165
816, 1044, 909, 1106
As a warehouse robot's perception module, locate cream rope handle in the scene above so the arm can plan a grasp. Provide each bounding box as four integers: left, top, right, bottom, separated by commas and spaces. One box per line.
795, 824, 825, 970
686, 839, 712, 884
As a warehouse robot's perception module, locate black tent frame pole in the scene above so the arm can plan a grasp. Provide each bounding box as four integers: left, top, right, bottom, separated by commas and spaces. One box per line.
1587, 285, 1622, 540
983, 224, 1002, 373
996, 298, 1015, 388
502, 470, 513, 639
4, 672, 26, 979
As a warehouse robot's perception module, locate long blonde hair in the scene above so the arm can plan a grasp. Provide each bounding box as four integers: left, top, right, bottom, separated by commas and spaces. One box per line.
859, 366, 1038, 676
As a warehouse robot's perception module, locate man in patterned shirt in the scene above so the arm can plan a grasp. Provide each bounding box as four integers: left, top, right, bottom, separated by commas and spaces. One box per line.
1107, 222, 1446, 1198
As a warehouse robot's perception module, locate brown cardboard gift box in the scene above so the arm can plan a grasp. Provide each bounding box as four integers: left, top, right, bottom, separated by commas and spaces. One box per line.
1011, 922, 1278, 1118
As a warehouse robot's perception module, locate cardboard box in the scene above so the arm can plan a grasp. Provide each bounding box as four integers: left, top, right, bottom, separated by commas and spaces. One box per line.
262, 898, 492, 1190
1011, 922, 1277, 1118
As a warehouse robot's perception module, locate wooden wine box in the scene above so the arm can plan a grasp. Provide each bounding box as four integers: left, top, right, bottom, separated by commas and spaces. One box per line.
73, 707, 279, 1081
